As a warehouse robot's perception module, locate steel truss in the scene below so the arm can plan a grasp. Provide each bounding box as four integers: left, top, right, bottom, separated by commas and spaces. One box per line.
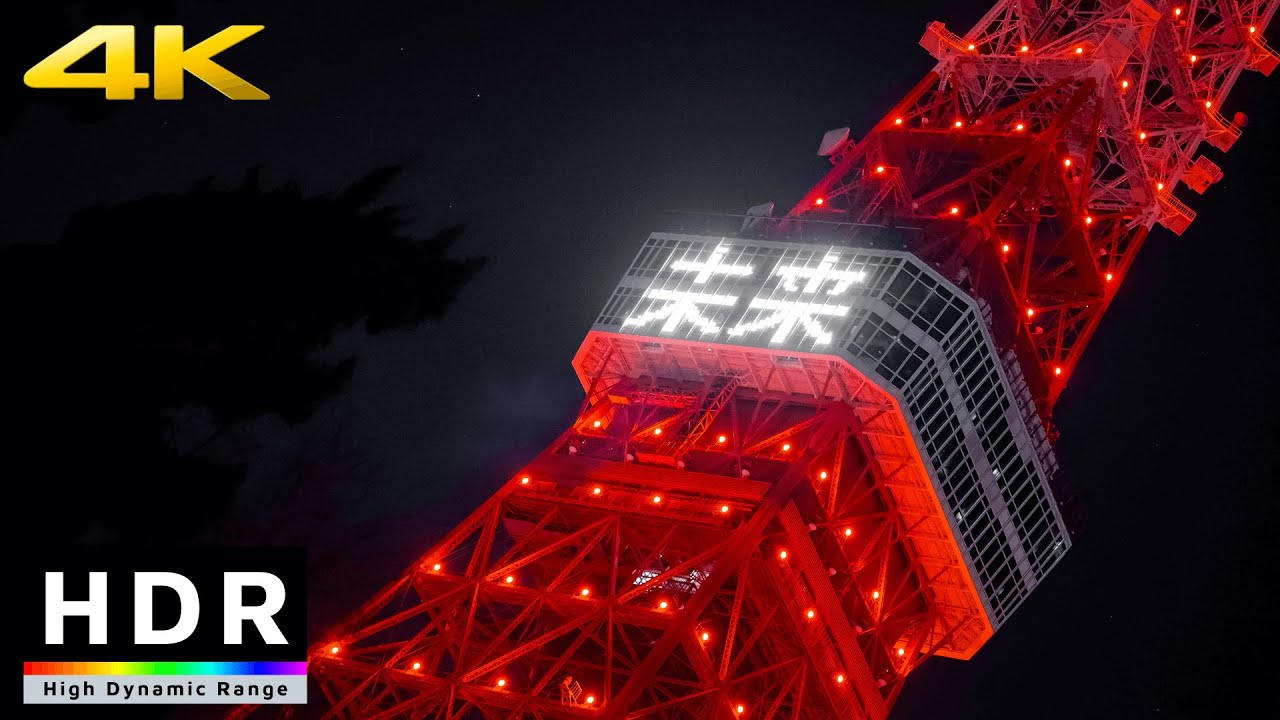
249, 3, 1279, 719
791, 0, 1277, 410
278, 338, 989, 719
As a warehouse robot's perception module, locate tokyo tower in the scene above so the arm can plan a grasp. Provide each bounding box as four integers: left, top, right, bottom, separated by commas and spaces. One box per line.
288, 2, 1278, 718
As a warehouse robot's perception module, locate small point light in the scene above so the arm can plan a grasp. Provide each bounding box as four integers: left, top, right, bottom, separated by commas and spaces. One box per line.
717, 434, 728, 444
844, 527, 853, 538
586, 695, 596, 705
875, 165, 885, 173
659, 600, 669, 609
720, 504, 730, 513
806, 609, 816, 620
953, 119, 964, 128
592, 486, 602, 495
592, 420, 602, 428
781, 442, 791, 452
1175, 7, 1182, 17
819, 470, 829, 480
1139, 130, 1147, 140
872, 590, 881, 600
412, 661, 422, 670
1014, 122, 1025, 131
652, 494, 662, 504
736, 705, 746, 715
580, 587, 591, 597
1157, 181, 1165, 190
1001, 243, 1011, 253
837, 673, 846, 684
894, 117, 903, 125
330, 645, 340, 655
1205, 100, 1213, 108
1026, 307, 1035, 318
1075, 46, 1084, 54
701, 631, 711, 642
432, 563, 442, 572
653, 427, 663, 435
496, 678, 507, 688
1063, 157, 1072, 168
897, 647, 906, 657
1106, 272, 1114, 282
967, 43, 975, 51
520, 476, 530, 485
1085, 215, 1093, 225
1250, 25, 1257, 34
505, 575, 515, 584
949, 206, 960, 215
778, 550, 789, 560
1121, 79, 1130, 89
814, 197, 825, 206
1054, 366, 1063, 376
1020, 44, 1029, 52
1190, 54, 1197, 63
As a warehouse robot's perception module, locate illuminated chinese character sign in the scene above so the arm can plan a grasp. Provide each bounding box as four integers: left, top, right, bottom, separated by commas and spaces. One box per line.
603, 234, 886, 354
621, 243, 752, 335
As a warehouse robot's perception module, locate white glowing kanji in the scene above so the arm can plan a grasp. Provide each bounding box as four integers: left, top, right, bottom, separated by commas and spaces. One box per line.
776, 253, 867, 294
727, 252, 864, 345
669, 243, 755, 284
728, 299, 850, 345
622, 289, 739, 334
623, 243, 755, 334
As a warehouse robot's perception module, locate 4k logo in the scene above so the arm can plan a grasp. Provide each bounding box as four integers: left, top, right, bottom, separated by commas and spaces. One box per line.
23, 25, 268, 100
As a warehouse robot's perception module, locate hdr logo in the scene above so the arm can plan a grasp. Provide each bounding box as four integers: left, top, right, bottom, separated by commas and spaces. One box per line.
45, 571, 288, 646
23, 25, 268, 100
22, 548, 306, 705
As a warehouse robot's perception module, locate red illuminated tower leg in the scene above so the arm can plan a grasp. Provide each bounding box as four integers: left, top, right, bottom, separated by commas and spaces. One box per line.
305, 352, 987, 718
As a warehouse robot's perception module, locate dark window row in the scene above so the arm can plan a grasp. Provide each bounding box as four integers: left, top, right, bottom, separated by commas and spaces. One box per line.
596, 286, 644, 327
945, 324, 1066, 586
882, 262, 967, 342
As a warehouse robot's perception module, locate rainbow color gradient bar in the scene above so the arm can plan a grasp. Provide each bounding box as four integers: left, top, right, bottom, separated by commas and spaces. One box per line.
24, 662, 307, 675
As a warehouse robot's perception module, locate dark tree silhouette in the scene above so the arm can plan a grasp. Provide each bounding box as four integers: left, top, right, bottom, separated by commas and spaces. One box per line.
1, 166, 484, 544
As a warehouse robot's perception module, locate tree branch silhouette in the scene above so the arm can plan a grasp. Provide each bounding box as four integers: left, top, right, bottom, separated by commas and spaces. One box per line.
2, 166, 485, 544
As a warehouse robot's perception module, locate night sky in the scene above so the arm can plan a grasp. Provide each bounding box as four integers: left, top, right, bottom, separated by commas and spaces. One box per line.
5, 1, 1278, 717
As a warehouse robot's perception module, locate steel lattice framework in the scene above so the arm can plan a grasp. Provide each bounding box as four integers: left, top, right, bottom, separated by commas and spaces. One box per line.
792, 0, 1277, 411
238, 2, 1276, 719
295, 346, 987, 720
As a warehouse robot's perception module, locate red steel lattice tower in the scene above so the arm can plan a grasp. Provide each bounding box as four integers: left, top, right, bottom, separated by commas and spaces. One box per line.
292, 2, 1277, 719
794, 0, 1278, 409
